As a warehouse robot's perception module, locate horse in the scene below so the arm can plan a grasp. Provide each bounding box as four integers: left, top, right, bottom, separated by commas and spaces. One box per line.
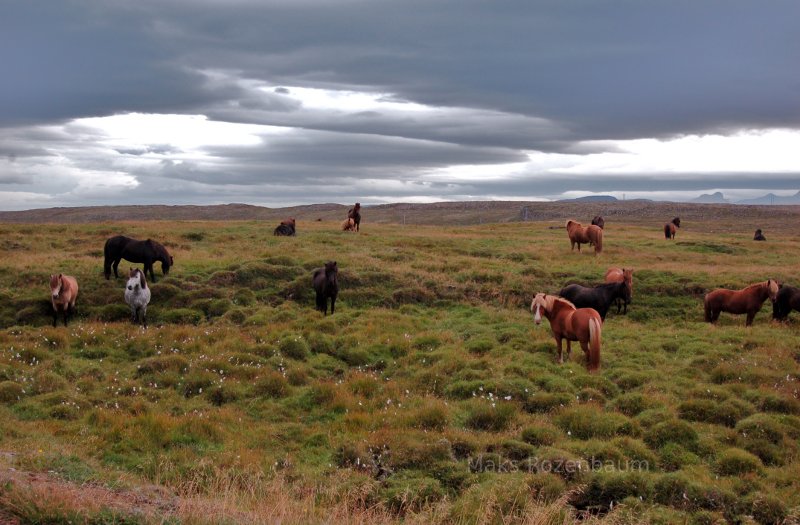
531, 293, 602, 372
704, 279, 779, 326
664, 217, 681, 240
773, 284, 800, 321
342, 217, 356, 232
347, 202, 361, 232
274, 217, 296, 236
49, 274, 79, 327
604, 267, 634, 314
312, 261, 339, 315
104, 236, 173, 283
591, 215, 605, 230
566, 220, 603, 255
753, 229, 766, 241
558, 281, 631, 321
124, 268, 151, 328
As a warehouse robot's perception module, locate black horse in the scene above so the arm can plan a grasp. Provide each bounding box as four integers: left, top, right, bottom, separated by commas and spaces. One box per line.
773, 284, 800, 321
347, 203, 361, 232
754, 229, 766, 241
312, 261, 339, 315
591, 215, 605, 229
558, 281, 631, 321
104, 236, 173, 283
274, 217, 296, 236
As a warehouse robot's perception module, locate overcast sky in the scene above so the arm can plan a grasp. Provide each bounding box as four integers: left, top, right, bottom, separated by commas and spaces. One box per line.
1, 0, 799, 210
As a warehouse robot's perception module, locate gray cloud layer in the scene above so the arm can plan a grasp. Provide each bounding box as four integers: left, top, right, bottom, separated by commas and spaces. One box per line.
1, 0, 799, 209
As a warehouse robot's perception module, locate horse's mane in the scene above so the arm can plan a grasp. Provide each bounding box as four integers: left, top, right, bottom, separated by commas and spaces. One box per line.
547, 294, 576, 311
130, 268, 147, 289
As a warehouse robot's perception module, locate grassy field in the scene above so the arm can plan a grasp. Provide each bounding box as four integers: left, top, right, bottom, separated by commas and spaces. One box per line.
0, 214, 799, 524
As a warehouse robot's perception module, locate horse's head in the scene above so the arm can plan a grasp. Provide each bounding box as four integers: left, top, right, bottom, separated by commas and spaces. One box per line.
767, 279, 780, 302
324, 261, 338, 282
50, 274, 62, 299
531, 293, 549, 325
128, 268, 147, 290
673, 217, 681, 227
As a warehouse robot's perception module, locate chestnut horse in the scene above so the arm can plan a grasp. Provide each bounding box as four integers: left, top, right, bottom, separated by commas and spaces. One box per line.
50, 274, 79, 327
605, 267, 633, 314
566, 220, 603, 255
531, 293, 602, 371
704, 279, 779, 326
664, 217, 681, 240
342, 217, 356, 231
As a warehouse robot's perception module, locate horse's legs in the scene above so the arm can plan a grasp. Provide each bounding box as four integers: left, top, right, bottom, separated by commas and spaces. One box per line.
555, 336, 564, 364
330, 294, 336, 315
315, 292, 325, 314
746, 311, 755, 327
565, 339, 572, 359
63, 307, 69, 327
112, 258, 121, 278
142, 306, 148, 328
579, 340, 590, 364
104, 258, 112, 280
146, 263, 156, 283
53, 308, 58, 328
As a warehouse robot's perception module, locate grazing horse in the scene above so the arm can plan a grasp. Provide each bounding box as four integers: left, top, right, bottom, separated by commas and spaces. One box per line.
591, 215, 605, 230
566, 220, 603, 255
347, 202, 361, 232
704, 279, 779, 326
753, 229, 766, 241
49, 274, 79, 327
558, 281, 631, 321
104, 236, 173, 283
605, 267, 634, 314
531, 293, 602, 371
773, 284, 800, 321
312, 261, 339, 315
124, 268, 151, 327
274, 217, 296, 236
664, 217, 681, 240
342, 217, 356, 232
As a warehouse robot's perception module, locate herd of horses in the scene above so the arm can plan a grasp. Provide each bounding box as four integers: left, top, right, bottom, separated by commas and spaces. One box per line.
44, 211, 797, 374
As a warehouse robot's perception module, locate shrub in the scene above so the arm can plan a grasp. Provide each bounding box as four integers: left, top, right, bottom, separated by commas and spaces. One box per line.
523, 392, 572, 413
571, 471, 654, 511
644, 419, 698, 449
614, 393, 656, 417
747, 493, 788, 525
678, 398, 753, 427
657, 443, 701, 471
0, 381, 24, 404
555, 406, 631, 439
406, 402, 449, 431
464, 401, 515, 432
527, 472, 567, 503
135, 355, 189, 376
736, 414, 785, 444
465, 337, 494, 355
279, 335, 309, 360
253, 372, 289, 398
205, 383, 243, 406
161, 308, 203, 325
521, 424, 562, 447
498, 439, 537, 461
571, 375, 620, 398
306, 332, 335, 355
715, 448, 763, 476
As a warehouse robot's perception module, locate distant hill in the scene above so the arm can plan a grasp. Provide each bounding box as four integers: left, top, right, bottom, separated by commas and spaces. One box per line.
737, 191, 800, 205
560, 195, 618, 202
691, 192, 729, 204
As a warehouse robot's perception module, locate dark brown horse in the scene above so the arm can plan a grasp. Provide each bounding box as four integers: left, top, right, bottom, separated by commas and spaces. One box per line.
773, 284, 800, 321
591, 215, 605, 229
531, 293, 602, 371
274, 217, 296, 236
104, 236, 173, 283
49, 273, 79, 327
753, 229, 766, 241
312, 261, 339, 315
566, 220, 603, 255
605, 267, 633, 314
347, 202, 361, 232
558, 281, 630, 321
664, 217, 681, 240
704, 279, 779, 326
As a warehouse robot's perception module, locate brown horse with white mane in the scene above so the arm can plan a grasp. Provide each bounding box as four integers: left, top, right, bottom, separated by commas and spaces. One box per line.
704, 279, 779, 326
531, 293, 602, 371
664, 217, 681, 240
605, 267, 633, 314
50, 273, 79, 327
566, 220, 603, 255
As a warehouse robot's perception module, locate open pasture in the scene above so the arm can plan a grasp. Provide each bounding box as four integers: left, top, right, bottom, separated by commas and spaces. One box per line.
0, 215, 799, 524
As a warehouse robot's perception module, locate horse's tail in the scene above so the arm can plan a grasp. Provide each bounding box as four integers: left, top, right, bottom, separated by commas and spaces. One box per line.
664, 224, 671, 239
588, 317, 601, 372
703, 294, 712, 322
594, 228, 603, 254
